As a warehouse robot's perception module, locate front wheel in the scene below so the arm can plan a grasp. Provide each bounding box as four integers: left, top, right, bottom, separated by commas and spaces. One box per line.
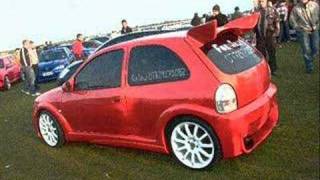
38, 112, 65, 148
168, 117, 222, 170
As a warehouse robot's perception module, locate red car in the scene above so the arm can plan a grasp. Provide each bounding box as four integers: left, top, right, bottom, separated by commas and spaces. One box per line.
32, 13, 279, 170
0, 55, 22, 90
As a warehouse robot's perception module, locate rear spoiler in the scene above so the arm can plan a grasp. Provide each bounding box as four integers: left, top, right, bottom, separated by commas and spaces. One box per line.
187, 13, 260, 45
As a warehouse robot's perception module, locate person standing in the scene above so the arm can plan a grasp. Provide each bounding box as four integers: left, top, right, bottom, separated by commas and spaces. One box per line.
29, 41, 40, 93
72, 34, 85, 60
206, 5, 229, 27
255, 0, 281, 76
13, 48, 21, 66
290, 0, 319, 74
231, 6, 243, 20
277, 0, 290, 43
191, 13, 202, 26
20, 40, 39, 96
121, 19, 133, 34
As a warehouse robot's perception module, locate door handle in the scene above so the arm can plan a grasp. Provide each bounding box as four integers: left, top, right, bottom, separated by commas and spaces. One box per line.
111, 96, 121, 103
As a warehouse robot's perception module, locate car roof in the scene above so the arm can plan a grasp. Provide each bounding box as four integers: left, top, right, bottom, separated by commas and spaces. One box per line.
42, 47, 68, 53
99, 30, 188, 53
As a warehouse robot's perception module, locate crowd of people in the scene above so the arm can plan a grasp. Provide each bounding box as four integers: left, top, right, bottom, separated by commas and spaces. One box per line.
191, 0, 319, 76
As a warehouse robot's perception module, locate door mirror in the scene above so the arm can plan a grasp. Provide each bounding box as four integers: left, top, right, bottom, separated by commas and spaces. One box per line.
62, 79, 74, 92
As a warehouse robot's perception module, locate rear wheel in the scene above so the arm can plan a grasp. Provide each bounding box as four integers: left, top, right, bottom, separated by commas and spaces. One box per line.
168, 117, 221, 170
4, 76, 11, 90
38, 112, 65, 148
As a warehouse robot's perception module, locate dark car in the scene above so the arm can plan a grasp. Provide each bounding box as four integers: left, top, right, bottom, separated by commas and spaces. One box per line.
57, 60, 83, 86
38, 47, 75, 83
91, 36, 110, 43
96, 30, 175, 52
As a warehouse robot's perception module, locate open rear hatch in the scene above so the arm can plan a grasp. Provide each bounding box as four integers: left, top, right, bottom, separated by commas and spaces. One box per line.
187, 13, 271, 108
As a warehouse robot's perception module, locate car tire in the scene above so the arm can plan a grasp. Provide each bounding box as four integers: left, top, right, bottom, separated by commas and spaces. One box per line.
167, 117, 222, 170
38, 111, 65, 148
4, 76, 11, 90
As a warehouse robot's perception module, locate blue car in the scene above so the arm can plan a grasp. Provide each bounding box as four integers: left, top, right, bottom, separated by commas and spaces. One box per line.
38, 47, 74, 83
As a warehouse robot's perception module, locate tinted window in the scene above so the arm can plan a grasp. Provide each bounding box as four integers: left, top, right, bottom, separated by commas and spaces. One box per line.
207, 39, 262, 74
128, 45, 190, 86
0, 59, 4, 69
75, 50, 124, 90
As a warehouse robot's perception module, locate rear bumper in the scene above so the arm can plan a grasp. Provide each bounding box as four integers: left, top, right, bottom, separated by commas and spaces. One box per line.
211, 83, 279, 158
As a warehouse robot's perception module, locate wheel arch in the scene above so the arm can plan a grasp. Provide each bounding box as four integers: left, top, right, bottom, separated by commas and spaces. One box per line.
158, 104, 222, 154
35, 103, 73, 140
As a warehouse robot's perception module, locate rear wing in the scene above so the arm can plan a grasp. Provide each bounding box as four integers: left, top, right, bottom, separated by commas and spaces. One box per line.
187, 13, 260, 45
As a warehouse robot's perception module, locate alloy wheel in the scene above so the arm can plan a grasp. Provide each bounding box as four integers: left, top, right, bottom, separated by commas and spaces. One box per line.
170, 122, 215, 169
39, 113, 59, 147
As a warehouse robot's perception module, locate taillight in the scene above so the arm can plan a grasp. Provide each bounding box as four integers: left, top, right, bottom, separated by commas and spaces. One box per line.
215, 84, 238, 114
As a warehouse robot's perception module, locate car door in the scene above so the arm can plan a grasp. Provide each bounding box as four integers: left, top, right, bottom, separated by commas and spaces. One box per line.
125, 44, 191, 141
61, 49, 127, 135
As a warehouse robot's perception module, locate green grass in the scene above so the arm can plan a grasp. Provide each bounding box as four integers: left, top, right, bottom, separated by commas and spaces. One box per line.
0, 42, 319, 180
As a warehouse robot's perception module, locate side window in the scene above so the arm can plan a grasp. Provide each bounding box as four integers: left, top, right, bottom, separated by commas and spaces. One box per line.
128, 45, 190, 86
75, 50, 124, 90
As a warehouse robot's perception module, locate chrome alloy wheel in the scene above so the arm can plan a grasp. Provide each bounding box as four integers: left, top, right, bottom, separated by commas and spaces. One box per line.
171, 122, 215, 169
39, 113, 59, 147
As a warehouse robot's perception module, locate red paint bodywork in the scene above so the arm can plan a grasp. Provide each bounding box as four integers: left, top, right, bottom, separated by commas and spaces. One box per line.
32, 13, 279, 158
0, 55, 22, 89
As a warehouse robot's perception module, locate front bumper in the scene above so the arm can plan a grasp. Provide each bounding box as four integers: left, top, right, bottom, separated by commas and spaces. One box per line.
211, 83, 279, 158
37, 70, 62, 83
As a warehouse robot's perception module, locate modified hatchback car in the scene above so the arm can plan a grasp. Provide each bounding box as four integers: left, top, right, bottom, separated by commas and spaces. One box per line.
33, 13, 279, 170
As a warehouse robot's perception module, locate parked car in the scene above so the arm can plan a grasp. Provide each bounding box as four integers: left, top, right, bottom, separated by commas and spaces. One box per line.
37, 47, 74, 83
83, 40, 103, 57
91, 36, 110, 43
32, 14, 279, 170
0, 55, 22, 90
57, 60, 83, 86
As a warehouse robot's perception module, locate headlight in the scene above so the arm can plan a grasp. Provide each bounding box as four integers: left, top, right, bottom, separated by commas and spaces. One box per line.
55, 65, 65, 71
215, 84, 238, 114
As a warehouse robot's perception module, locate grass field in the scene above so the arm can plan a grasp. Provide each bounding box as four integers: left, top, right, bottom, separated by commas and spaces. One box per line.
0, 42, 319, 180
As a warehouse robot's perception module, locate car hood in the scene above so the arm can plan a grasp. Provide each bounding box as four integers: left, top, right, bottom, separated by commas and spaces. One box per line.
39, 59, 68, 70
35, 87, 63, 105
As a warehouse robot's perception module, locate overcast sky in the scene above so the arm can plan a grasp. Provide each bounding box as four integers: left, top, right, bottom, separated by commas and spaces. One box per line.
0, 0, 253, 51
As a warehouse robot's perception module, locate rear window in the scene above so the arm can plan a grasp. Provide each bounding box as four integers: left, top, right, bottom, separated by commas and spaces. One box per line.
206, 38, 262, 74
0, 59, 4, 69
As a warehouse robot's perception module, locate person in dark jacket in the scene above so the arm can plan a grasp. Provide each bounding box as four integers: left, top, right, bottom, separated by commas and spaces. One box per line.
231, 6, 243, 20
255, 0, 280, 76
191, 13, 202, 26
121, 19, 133, 34
206, 4, 229, 26
20, 40, 39, 96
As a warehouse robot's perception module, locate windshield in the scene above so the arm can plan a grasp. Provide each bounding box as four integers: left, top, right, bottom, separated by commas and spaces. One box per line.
0, 59, 4, 69
40, 49, 67, 62
206, 38, 262, 74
